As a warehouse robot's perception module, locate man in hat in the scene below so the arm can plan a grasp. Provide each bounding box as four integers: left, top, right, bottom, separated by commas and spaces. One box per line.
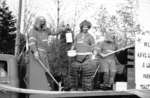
70, 20, 96, 91
96, 32, 118, 89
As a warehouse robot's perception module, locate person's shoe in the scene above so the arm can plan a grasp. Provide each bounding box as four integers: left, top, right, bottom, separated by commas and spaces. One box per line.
48, 87, 53, 91
78, 88, 84, 91
70, 88, 77, 91
104, 84, 113, 90
100, 84, 112, 90
99, 83, 106, 89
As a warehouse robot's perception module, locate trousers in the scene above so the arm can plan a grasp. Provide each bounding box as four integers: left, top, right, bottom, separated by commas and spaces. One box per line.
70, 59, 97, 91
101, 59, 116, 84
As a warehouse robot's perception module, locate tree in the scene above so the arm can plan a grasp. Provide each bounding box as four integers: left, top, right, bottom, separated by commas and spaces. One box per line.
0, 1, 16, 54
116, 0, 140, 45
96, 5, 110, 36
48, 24, 73, 90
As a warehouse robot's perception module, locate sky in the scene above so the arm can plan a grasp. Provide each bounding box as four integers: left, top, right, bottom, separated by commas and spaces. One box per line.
5, 0, 150, 32
138, 0, 150, 31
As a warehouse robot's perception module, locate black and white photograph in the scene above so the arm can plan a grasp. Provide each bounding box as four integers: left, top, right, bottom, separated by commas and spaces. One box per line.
0, 0, 150, 98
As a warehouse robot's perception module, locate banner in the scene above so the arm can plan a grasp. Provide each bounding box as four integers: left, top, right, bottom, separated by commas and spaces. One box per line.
135, 34, 150, 89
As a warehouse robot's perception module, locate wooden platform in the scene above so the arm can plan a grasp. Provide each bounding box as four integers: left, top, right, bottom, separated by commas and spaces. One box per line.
0, 84, 150, 98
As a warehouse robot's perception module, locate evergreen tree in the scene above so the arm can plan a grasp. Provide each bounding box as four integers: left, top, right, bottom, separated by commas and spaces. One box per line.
0, 1, 16, 54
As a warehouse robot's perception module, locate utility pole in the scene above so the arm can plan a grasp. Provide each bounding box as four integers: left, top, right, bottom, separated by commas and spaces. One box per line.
24, 0, 29, 51
73, 0, 78, 33
15, 0, 22, 56
57, 0, 60, 29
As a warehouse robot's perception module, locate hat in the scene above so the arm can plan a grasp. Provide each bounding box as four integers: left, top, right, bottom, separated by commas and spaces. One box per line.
34, 16, 47, 30
80, 20, 92, 29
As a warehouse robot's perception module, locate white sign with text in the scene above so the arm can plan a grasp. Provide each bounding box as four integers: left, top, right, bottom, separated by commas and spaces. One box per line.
135, 34, 150, 89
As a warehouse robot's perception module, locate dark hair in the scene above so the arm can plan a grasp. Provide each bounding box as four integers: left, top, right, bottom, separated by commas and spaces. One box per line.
80, 20, 92, 30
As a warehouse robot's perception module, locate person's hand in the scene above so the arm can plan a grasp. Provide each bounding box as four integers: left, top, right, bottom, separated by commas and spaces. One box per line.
70, 45, 75, 50
34, 51, 39, 59
106, 50, 114, 53
93, 49, 98, 55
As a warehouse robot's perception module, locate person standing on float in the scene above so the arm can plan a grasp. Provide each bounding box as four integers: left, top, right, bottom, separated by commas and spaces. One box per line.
28, 16, 58, 91
70, 20, 96, 91
97, 32, 117, 89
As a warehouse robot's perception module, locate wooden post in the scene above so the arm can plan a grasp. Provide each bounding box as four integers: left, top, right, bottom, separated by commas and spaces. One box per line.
15, 0, 22, 56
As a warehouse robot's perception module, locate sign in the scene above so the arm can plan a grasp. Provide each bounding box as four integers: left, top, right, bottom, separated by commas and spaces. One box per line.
114, 82, 127, 91
135, 34, 150, 89
66, 32, 73, 43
